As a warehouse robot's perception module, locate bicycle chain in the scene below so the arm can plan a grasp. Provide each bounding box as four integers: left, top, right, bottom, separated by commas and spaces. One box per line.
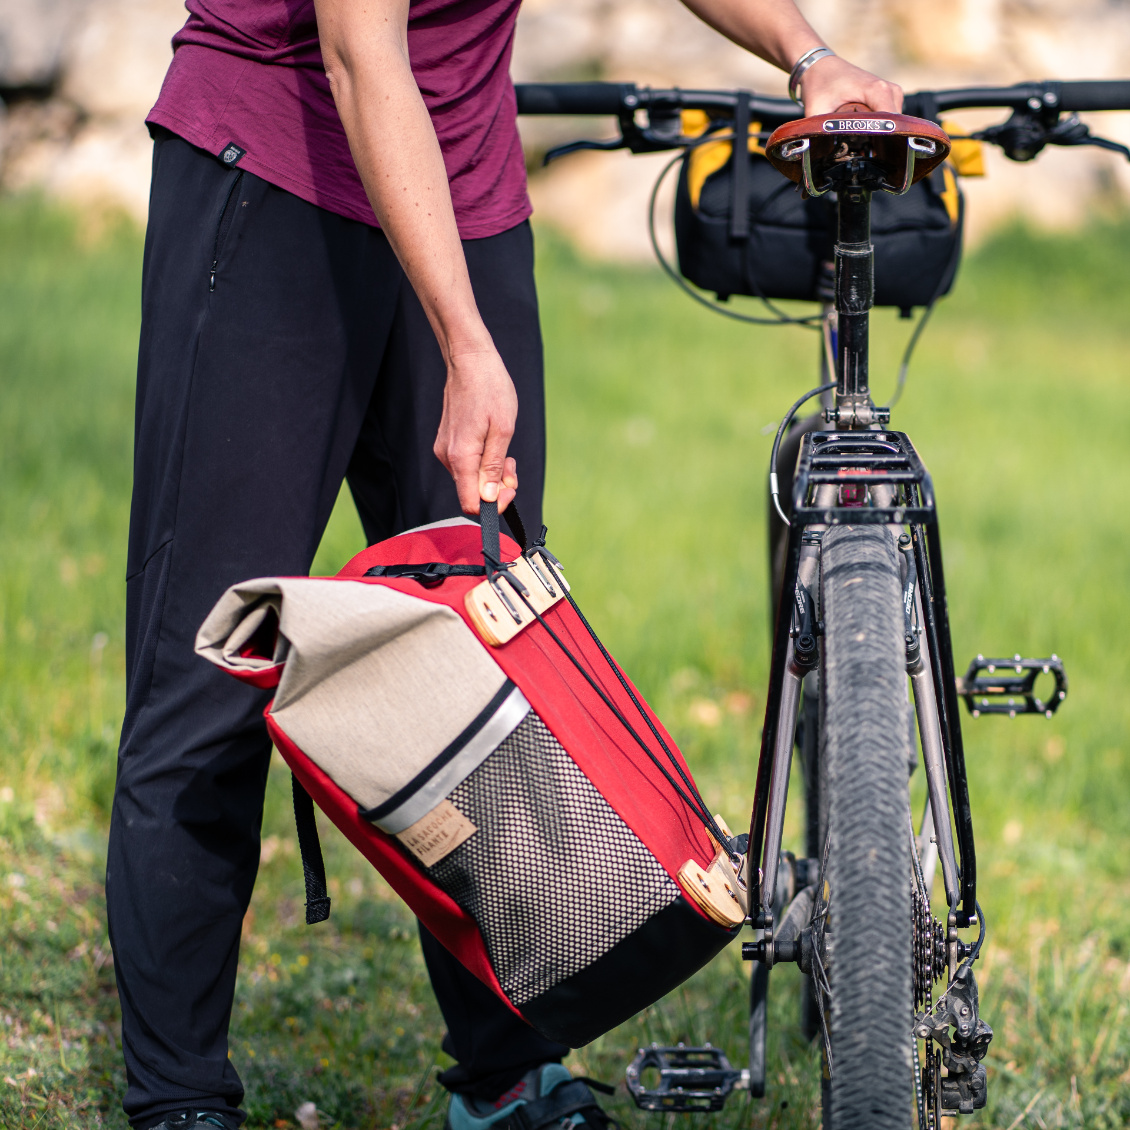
912, 880, 947, 1129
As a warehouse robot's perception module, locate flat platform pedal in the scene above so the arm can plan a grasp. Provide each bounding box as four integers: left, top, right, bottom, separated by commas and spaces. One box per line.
958, 654, 1067, 718
625, 1044, 748, 1112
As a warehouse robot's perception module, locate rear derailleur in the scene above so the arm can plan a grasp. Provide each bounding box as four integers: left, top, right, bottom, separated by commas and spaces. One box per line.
915, 962, 993, 1120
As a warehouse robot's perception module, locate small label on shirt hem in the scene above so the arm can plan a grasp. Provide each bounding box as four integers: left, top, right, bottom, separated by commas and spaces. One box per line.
218, 142, 246, 167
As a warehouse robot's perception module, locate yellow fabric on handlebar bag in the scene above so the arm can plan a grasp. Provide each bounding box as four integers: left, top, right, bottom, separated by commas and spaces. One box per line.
942, 120, 987, 178
682, 109, 767, 209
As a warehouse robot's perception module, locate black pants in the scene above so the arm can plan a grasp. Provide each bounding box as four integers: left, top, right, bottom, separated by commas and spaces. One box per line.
106, 130, 566, 1129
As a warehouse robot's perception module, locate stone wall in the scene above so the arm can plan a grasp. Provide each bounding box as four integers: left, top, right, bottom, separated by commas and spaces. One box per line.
0, 0, 185, 219
1, 0, 1127, 255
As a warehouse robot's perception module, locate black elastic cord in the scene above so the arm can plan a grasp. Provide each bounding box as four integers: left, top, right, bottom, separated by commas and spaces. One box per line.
560, 585, 709, 829
505, 556, 734, 858
292, 774, 331, 924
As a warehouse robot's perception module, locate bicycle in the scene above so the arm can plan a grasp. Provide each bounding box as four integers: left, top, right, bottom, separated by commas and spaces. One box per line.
514, 77, 1130, 1128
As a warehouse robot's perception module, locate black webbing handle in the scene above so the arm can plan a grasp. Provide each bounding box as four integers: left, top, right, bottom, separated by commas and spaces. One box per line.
292, 774, 331, 924
480, 499, 501, 564
502, 501, 528, 553
480, 499, 528, 562
729, 90, 752, 241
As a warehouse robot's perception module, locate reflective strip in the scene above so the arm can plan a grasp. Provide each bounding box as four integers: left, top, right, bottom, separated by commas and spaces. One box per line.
400, 516, 478, 535
367, 684, 531, 834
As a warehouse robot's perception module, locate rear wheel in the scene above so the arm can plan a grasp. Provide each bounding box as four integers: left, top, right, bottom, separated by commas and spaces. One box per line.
817, 524, 914, 1130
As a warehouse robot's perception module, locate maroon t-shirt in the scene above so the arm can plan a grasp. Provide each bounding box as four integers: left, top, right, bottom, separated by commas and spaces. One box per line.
148, 0, 530, 239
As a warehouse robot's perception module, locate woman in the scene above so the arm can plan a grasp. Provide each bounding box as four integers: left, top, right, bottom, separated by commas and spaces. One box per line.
108, 2, 900, 1127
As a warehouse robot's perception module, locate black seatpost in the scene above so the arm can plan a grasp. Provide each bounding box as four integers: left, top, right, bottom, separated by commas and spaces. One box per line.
831, 178, 888, 429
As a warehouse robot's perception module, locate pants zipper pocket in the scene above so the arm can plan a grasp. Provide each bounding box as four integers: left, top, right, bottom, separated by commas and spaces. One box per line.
209, 170, 244, 292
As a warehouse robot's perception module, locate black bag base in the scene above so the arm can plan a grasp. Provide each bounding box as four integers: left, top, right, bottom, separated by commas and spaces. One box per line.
675, 148, 964, 315
519, 896, 737, 1048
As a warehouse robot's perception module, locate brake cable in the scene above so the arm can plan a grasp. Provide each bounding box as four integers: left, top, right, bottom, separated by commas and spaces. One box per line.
768, 382, 836, 524
646, 136, 823, 328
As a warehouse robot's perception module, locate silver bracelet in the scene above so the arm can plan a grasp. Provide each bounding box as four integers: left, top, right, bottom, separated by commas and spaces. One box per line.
788, 45, 836, 105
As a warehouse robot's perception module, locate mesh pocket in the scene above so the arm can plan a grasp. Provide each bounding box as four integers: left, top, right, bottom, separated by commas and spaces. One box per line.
427, 711, 679, 1006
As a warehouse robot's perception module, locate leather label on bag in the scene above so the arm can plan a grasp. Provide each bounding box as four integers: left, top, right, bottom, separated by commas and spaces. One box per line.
396, 800, 477, 867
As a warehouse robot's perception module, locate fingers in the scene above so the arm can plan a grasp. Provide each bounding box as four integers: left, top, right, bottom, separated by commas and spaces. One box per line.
432, 350, 519, 517
451, 443, 488, 515
867, 79, 904, 114
802, 56, 904, 118
477, 413, 515, 506
498, 457, 518, 515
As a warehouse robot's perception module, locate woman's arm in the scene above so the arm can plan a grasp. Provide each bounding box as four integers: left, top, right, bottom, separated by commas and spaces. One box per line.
315, 0, 517, 515
677, 0, 903, 114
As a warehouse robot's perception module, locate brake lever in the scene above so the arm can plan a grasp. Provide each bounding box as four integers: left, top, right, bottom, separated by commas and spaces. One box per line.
1045, 113, 1130, 162
974, 109, 1130, 163
543, 105, 696, 165
543, 137, 629, 164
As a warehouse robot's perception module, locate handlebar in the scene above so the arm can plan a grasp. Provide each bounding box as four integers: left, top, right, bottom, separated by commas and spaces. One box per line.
515, 79, 1130, 166
1057, 80, 1130, 111
515, 82, 637, 116
516, 79, 1130, 119
910, 80, 1130, 114
515, 82, 795, 121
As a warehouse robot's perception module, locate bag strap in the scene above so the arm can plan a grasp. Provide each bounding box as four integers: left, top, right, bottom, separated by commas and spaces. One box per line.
360, 500, 525, 586
292, 774, 331, 924
365, 562, 486, 585
480, 499, 528, 563
502, 500, 527, 553
729, 90, 752, 242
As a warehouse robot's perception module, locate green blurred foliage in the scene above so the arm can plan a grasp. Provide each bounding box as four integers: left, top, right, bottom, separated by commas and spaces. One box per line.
1, 194, 1129, 1127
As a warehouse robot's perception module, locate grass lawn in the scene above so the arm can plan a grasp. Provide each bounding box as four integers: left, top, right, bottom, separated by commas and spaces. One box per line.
1, 194, 1129, 1129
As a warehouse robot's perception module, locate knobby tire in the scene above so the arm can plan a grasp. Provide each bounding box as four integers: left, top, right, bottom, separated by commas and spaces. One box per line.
819, 524, 914, 1130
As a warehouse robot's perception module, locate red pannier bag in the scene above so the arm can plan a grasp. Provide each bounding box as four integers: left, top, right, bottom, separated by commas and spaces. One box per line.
196, 504, 745, 1046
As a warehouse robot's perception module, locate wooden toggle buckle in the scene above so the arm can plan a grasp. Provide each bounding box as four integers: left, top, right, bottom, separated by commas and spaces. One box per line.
677, 814, 749, 928
464, 553, 570, 646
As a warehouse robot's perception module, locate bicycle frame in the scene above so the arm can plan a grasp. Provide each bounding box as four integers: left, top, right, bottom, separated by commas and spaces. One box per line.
751, 434, 974, 927
749, 175, 976, 940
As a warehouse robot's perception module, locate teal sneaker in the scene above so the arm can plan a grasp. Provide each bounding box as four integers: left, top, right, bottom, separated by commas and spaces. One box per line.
445, 1064, 615, 1130
141, 1113, 241, 1130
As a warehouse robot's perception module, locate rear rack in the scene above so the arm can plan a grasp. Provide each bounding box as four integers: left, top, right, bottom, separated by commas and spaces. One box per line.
791, 431, 935, 525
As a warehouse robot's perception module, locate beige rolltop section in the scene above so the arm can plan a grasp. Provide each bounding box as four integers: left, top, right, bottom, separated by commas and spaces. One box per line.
196, 578, 528, 827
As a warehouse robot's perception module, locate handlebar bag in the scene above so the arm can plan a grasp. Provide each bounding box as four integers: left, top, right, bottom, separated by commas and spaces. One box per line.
196, 506, 740, 1047
674, 138, 964, 313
